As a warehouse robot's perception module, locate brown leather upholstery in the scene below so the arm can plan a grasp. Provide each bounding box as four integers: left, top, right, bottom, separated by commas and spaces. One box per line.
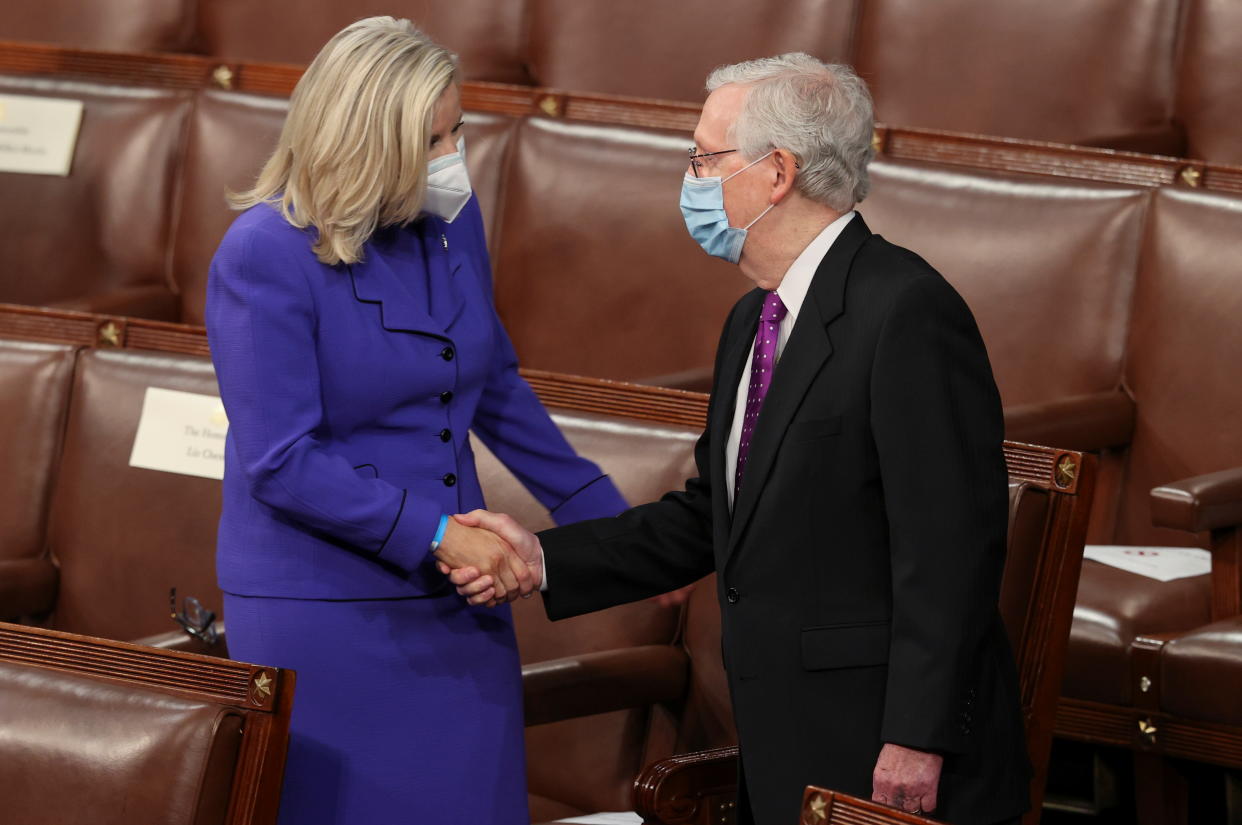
1063, 562, 1212, 706
674, 573, 737, 755
474, 409, 697, 818
0, 77, 187, 318
171, 91, 517, 325
193, 0, 530, 84
46, 349, 223, 641
1176, 0, 1242, 165
998, 482, 1050, 652
0, 658, 243, 825
854, 0, 1184, 153
1114, 188, 1242, 548
0, 0, 195, 52
0, 340, 75, 619
524, 0, 857, 102
862, 160, 1148, 408
492, 117, 747, 384
1159, 617, 1242, 726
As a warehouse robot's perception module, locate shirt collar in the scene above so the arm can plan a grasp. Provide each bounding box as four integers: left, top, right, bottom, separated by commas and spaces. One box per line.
775, 210, 856, 324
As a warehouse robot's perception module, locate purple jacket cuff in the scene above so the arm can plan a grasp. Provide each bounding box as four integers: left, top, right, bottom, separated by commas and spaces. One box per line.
550, 475, 628, 526
377, 491, 444, 575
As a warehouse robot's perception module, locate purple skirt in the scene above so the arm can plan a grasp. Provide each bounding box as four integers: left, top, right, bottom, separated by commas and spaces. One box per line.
224, 592, 529, 825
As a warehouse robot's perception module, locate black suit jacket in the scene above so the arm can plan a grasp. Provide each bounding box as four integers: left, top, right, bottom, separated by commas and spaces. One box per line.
540, 215, 1030, 825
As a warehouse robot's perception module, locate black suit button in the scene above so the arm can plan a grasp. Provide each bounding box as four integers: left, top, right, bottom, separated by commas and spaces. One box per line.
439, 429, 452, 443
726, 588, 740, 604
442, 473, 457, 487
439, 391, 453, 404
440, 346, 455, 361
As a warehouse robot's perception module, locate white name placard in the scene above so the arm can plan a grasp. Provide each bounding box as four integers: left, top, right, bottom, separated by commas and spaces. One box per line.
0, 94, 84, 176
1084, 544, 1211, 582
129, 388, 229, 480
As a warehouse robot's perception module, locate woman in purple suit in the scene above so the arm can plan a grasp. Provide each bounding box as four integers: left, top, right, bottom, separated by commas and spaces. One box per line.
205, 17, 626, 824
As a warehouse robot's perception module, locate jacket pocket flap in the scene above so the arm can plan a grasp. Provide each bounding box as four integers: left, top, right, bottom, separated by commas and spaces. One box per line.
788, 415, 842, 442
800, 621, 891, 671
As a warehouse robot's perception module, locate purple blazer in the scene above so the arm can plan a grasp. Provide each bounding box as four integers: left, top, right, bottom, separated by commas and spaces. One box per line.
205, 197, 626, 599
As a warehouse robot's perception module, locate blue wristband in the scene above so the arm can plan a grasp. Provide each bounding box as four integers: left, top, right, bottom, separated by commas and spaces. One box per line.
429, 513, 450, 553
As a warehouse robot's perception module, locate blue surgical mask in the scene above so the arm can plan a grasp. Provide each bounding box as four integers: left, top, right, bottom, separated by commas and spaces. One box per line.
680, 151, 775, 264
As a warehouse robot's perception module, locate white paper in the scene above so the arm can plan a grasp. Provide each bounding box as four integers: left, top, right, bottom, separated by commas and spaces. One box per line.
0, 94, 84, 176
129, 388, 229, 480
554, 814, 642, 825
1083, 545, 1211, 582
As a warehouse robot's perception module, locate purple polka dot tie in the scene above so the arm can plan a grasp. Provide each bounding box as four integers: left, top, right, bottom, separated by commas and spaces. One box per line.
735, 291, 787, 496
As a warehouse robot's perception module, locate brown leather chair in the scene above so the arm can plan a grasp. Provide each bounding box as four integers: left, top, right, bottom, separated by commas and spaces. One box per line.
43, 348, 224, 641
474, 406, 701, 821
192, 0, 530, 84
1175, 0, 1242, 166
523, 0, 856, 103
853, 0, 1184, 154
0, 76, 188, 319
0, 620, 292, 825
0, 339, 76, 620
171, 90, 518, 325
0, 0, 195, 52
634, 444, 1097, 825
491, 116, 746, 388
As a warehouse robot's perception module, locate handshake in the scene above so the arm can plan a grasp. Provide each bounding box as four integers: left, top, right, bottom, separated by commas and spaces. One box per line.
433, 511, 542, 607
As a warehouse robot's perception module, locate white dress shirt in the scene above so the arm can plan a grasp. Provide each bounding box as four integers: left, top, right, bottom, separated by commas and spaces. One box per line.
539, 210, 857, 591
725, 210, 856, 507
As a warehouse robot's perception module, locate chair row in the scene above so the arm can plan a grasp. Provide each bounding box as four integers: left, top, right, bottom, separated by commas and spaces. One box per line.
2, 0, 1241, 163
0, 308, 1093, 822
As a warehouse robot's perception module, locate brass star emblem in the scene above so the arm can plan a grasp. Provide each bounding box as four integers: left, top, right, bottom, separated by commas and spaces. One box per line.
807, 793, 828, 822
252, 671, 273, 700
1055, 456, 1078, 488
1138, 718, 1158, 744
97, 321, 121, 347
212, 65, 235, 91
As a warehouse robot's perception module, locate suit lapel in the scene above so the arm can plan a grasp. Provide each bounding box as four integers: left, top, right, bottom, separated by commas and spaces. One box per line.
725, 215, 872, 559
348, 219, 465, 338
710, 289, 763, 542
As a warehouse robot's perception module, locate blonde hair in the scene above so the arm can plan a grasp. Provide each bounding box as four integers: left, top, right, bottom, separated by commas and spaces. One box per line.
231, 17, 458, 265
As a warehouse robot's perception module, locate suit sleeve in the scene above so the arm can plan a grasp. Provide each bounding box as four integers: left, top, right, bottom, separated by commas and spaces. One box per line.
535, 303, 744, 621
869, 274, 1011, 755
462, 199, 629, 524
206, 223, 439, 575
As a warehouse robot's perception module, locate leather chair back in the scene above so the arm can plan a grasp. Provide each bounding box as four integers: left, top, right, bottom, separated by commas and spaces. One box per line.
492, 117, 747, 385
475, 407, 698, 819
854, 0, 1184, 154
45, 349, 223, 641
1113, 188, 1242, 547
193, 0, 529, 84
171, 91, 517, 325
0, 339, 76, 619
861, 160, 1149, 407
1176, 0, 1242, 165
0, 77, 188, 315
524, 0, 857, 102
0, 0, 195, 52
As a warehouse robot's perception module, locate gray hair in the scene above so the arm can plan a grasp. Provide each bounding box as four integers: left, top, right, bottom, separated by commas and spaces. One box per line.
706, 54, 874, 211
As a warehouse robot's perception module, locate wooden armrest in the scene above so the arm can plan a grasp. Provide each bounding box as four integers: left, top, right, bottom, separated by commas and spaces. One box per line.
131, 623, 229, 659
49, 284, 179, 321
633, 746, 739, 825
801, 786, 941, 824
0, 558, 58, 620
1003, 389, 1135, 452
1151, 466, 1242, 533
522, 644, 689, 727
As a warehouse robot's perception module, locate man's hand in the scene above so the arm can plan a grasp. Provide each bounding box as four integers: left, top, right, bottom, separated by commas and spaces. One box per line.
435, 510, 543, 607
871, 743, 943, 816
432, 516, 532, 604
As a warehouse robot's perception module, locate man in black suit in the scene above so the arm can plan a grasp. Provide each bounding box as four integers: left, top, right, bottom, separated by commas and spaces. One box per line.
446, 54, 1029, 825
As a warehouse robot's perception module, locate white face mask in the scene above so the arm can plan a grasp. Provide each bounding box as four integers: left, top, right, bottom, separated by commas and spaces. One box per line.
424, 134, 472, 223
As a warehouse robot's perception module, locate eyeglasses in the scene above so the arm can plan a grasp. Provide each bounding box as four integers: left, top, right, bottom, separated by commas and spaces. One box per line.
687, 147, 737, 178
169, 587, 219, 645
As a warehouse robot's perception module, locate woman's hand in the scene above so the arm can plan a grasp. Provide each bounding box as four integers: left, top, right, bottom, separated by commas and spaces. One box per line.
433, 518, 533, 603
